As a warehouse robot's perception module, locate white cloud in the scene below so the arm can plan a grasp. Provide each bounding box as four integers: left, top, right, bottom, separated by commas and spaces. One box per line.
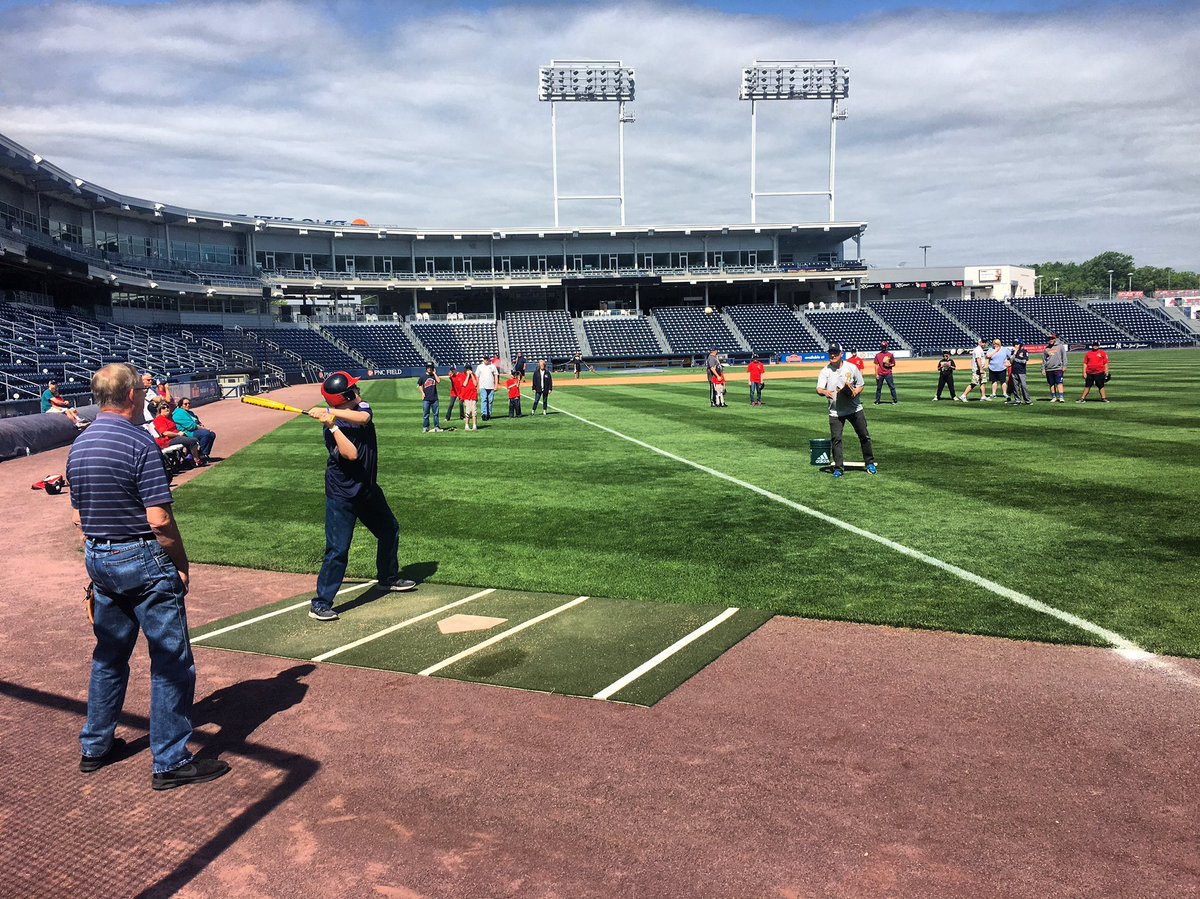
0, 0, 1197, 268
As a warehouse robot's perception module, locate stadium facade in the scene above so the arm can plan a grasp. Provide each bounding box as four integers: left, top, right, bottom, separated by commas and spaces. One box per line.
1, 132, 1038, 327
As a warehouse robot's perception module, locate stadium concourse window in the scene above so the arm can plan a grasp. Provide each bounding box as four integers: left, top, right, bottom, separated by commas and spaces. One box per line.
170, 242, 246, 267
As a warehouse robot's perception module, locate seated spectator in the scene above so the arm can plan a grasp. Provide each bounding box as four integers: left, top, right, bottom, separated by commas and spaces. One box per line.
171, 398, 217, 461
150, 399, 204, 465
140, 372, 171, 423
40, 380, 81, 426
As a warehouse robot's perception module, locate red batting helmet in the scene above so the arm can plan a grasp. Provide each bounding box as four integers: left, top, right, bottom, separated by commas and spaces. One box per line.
321, 371, 360, 406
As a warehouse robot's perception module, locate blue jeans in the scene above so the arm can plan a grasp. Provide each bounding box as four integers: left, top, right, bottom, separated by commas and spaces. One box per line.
481, 388, 494, 418
314, 486, 400, 611
82, 538, 195, 774
875, 373, 896, 403
191, 428, 216, 458
422, 399, 439, 430
749, 383, 763, 403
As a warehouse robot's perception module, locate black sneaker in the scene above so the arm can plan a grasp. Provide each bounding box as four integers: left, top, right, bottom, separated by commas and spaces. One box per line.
80, 737, 127, 773
309, 607, 339, 621
380, 577, 417, 592
151, 758, 231, 791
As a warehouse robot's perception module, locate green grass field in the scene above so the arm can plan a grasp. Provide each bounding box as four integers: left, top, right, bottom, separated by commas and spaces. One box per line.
175, 349, 1200, 658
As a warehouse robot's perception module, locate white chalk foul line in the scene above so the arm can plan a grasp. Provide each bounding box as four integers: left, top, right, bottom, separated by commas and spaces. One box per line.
312, 588, 496, 662
593, 607, 741, 700
191, 580, 377, 644
550, 401, 1151, 659
419, 596, 589, 677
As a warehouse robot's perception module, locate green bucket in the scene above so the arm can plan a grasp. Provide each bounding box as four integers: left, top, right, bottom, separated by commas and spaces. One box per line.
809, 438, 832, 466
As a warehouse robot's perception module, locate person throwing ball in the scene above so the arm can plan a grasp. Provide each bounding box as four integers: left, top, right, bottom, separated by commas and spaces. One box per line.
306, 372, 415, 621
816, 344, 877, 479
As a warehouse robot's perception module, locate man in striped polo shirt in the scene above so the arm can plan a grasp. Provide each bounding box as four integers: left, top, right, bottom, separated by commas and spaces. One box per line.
67, 363, 229, 790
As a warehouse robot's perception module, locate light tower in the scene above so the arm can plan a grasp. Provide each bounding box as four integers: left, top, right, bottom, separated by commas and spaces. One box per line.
740, 60, 849, 223
538, 60, 635, 226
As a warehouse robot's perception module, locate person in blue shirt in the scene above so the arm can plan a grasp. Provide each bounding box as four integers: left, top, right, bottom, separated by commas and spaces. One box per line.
66, 363, 229, 790
170, 398, 216, 462
417, 363, 442, 433
986, 339, 1012, 401
305, 371, 416, 621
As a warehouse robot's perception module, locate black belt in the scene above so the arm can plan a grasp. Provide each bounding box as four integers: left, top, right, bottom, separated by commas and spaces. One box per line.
86, 536, 156, 546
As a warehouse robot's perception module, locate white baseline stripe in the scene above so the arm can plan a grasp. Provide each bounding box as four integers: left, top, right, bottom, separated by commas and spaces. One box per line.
594, 607, 740, 700
191, 580, 377, 643
419, 596, 589, 676
550, 401, 1150, 658
312, 588, 496, 662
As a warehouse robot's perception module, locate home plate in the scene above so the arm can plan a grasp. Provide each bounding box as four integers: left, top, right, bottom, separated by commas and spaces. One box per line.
438, 614, 508, 635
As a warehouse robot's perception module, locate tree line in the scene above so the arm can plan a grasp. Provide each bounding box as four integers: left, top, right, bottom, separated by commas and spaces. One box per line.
1023, 252, 1200, 297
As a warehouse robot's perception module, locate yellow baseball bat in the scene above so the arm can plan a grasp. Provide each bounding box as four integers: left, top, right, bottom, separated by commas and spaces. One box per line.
241, 395, 306, 415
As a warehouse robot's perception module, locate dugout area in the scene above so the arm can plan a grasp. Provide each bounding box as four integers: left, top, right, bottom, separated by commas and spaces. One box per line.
191, 582, 772, 706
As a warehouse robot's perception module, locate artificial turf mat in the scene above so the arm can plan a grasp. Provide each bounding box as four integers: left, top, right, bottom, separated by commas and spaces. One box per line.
191, 583, 773, 707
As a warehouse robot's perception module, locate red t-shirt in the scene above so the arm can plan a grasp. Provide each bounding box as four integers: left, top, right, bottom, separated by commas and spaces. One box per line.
873, 352, 894, 377
747, 361, 765, 383
505, 378, 520, 399
449, 373, 463, 398
152, 414, 176, 448
848, 357, 865, 373
1084, 350, 1108, 374
459, 374, 478, 402
710, 372, 725, 386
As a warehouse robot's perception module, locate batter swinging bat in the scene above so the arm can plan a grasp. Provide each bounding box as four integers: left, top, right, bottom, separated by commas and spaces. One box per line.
240, 395, 306, 415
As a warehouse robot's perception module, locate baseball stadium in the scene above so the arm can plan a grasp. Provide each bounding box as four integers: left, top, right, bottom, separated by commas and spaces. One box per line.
1, 50, 1198, 899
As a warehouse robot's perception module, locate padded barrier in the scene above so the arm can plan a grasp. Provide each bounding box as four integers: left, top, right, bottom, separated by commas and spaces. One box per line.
0, 412, 80, 461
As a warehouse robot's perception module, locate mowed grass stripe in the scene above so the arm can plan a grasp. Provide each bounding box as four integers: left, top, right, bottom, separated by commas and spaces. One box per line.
174, 350, 1200, 657
548, 394, 1145, 654
193, 584, 485, 660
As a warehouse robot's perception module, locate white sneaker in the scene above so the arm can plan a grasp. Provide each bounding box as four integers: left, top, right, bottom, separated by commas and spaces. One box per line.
932, 396, 939, 401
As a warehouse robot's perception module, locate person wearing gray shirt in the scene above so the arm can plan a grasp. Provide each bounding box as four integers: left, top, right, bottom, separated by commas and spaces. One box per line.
815, 344, 877, 478
704, 349, 720, 407
1041, 334, 1068, 403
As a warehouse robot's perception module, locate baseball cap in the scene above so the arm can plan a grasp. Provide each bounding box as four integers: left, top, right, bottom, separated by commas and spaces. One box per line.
977, 338, 985, 344
1090, 340, 1100, 347
880, 340, 888, 348
1048, 333, 1058, 341
828, 343, 844, 357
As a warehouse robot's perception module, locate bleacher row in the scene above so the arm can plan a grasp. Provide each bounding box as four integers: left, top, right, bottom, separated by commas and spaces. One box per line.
0, 298, 1192, 402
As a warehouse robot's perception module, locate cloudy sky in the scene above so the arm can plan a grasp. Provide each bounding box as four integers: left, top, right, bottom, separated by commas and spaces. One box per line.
1, 0, 1197, 269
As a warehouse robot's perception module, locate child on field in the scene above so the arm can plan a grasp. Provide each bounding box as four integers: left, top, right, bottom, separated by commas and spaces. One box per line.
505, 374, 522, 417
460, 367, 479, 431
711, 366, 727, 407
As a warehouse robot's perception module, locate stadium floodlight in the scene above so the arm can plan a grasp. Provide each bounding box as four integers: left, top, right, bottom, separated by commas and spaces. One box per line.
538, 59, 636, 226
740, 59, 850, 222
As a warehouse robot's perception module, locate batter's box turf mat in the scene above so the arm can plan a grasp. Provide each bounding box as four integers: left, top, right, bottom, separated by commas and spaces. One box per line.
190, 581, 772, 706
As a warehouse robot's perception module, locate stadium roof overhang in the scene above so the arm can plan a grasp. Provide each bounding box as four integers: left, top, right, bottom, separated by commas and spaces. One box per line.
0, 133, 867, 241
